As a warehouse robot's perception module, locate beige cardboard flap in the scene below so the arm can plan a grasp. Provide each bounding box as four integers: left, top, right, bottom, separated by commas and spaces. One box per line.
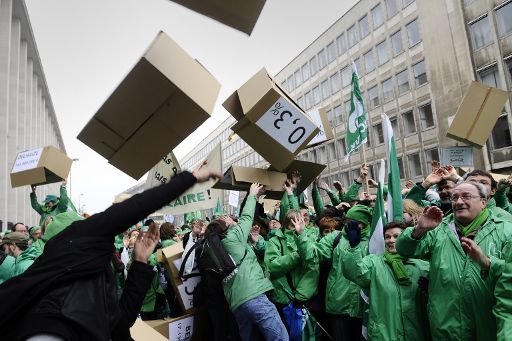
447, 81, 510, 146
232, 165, 287, 191
130, 319, 168, 341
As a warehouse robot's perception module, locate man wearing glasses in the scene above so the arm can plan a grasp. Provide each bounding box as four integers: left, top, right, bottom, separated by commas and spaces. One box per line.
396, 181, 512, 341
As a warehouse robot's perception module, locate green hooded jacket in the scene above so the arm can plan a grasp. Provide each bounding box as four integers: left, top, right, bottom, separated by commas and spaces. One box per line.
494, 241, 512, 341
141, 253, 165, 312
494, 187, 512, 215
264, 228, 319, 305
13, 246, 39, 276
487, 198, 512, 222
341, 247, 430, 341
30, 185, 71, 225
312, 230, 369, 316
0, 255, 15, 284
396, 211, 512, 340
221, 195, 274, 311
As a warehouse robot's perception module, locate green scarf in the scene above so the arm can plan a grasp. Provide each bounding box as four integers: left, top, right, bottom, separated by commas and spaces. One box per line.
384, 251, 411, 286
454, 208, 489, 237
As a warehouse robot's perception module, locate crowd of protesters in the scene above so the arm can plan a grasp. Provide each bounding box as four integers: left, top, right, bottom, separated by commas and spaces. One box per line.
1, 161, 512, 341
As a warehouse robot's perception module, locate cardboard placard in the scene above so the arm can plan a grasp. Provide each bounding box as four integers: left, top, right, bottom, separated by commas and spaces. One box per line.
130, 319, 168, 341
78, 31, 221, 179
144, 310, 208, 341
306, 108, 335, 147
10, 146, 72, 188
223, 68, 320, 171
213, 160, 326, 200
169, 0, 266, 35
145, 151, 181, 190
447, 81, 510, 146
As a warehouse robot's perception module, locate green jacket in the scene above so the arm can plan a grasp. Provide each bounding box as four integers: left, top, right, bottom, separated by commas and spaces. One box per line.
494, 241, 512, 341
222, 195, 274, 311
341, 248, 430, 341
312, 230, 369, 316
13, 246, 39, 276
396, 211, 512, 340
488, 198, 512, 222
264, 228, 318, 305
404, 183, 453, 216
494, 187, 512, 215
141, 253, 165, 312
161, 239, 177, 248
0, 255, 15, 284
30, 185, 70, 225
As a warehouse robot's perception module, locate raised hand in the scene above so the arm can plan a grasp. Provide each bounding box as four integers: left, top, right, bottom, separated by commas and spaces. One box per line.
333, 181, 344, 193
61, 178, 68, 186
461, 237, 490, 269
250, 183, 265, 197
283, 180, 294, 195
192, 167, 223, 183
368, 179, 378, 188
497, 178, 512, 192
358, 163, 369, 182
422, 170, 442, 188
318, 181, 330, 191
336, 202, 351, 211
250, 225, 260, 244
405, 180, 414, 189
31, 185, 37, 193
133, 223, 160, 264
413, 206, 443, 238
431, 160, 441, 173
291, 215, 305, 235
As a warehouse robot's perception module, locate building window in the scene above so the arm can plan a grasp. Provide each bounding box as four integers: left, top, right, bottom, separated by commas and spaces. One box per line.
425, 148, 439, 165
345, 100, 352, 114
372, 4, 384, 29
327, 142, 337, 161
480, 65, 501, 87
330, 72, 341, 93
341, 66, 351, 88
469, 16, 493, 50
413, 60, 427, 86
297, 96, 305, 109
287, 75, 295, 92
490, 114, 512, 149
294, 69, 302, 87
403, 0, 414, 8
318, 49, 327, 70
374, 123, 385, 144
304, 91, 312, 109
386, 0, 399, 18
368, 85, 380, 109
396, 69, 410, 94
302, 63, 309, 81
364, 49, 375, 73
321, 79, 330, 100
334, 104, 343, 125
359, 15, 370, 38
496, 2, 512, 38
327, 42, 337, 63
403, 110, 416, 134
310, 56, 318, 76
419, 103, 435, 129
337, 33, 347, 55
354, 58, 362, 76
391, 30, 403, 56
397, 156, 405, 179
281, 80, 287, 90
408, 153, 422, 177
313, 85, 321, 105
390, 116, 401, 138
340, 171, 350, 187
316, 146, 327, 164
337, 138, 347, 157
377, 40, 389, 65
348, 25, 359, 47
406, 19, 422, 46
327, 109, 335, 127
382, 78, 394, 102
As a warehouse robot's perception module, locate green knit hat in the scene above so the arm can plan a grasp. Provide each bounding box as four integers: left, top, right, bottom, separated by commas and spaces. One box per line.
44, 211, 84, 241
345, 204, 373, 228
44, 195, 58, 204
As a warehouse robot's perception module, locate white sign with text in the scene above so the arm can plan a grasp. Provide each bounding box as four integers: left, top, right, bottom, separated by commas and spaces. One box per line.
169, 315, 194, 341
228, 190, 240, 208
11, 148, 44, 173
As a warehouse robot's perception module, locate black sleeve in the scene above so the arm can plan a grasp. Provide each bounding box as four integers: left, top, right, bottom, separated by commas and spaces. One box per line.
73, 171, 197, 238
118, 260, 155, 327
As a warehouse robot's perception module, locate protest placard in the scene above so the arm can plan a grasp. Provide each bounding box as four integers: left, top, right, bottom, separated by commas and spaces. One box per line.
145, 151, 181, 190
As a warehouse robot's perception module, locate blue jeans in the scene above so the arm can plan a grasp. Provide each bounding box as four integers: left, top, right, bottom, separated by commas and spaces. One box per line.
233, 294, 289, 341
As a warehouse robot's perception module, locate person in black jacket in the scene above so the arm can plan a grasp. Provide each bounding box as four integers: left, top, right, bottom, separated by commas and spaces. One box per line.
0, 169, 222, 341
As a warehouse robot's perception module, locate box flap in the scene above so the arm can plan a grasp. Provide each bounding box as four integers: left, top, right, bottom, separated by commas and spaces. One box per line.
222, 90, 245, 121
232, 165, 286, 191
77, 118, 125, 159
237, 68, 273, 118
130, 319, 169, 341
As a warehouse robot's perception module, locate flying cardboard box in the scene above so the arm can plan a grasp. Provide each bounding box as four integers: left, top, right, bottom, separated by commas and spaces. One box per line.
213, 160, 326, 200
306, 108, 335, 147
223, 68, 320, 171
447, 81, 510, 147
10, 146, 72, 188
78, 31, 221, 179
169, 0, 266, 35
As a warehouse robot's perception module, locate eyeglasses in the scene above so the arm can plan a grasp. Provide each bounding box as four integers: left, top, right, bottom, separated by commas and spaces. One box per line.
450, 193, 483, 202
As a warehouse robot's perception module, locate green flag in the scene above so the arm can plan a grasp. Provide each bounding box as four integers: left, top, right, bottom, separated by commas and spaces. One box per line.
369, 159, 387, 255
345, 60, 368, 160
213, 198, 225, 217
382, 114, 403, 222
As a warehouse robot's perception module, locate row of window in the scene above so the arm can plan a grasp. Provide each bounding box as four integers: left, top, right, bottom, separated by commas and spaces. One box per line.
469, 1, 512, 51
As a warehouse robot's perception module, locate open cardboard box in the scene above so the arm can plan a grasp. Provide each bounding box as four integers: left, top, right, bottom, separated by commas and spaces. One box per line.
10, 146, 72, 188
78, 31, 221, 179
144, 310, 208, 341
306, 107, 334, 147
447, 81, 510, 147
213, 160, 326, 200
169, 0, 266, 35
223, 68, 320, 171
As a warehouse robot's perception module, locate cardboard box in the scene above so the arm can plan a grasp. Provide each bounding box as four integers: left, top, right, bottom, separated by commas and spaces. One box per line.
169, 0, 266, 35
145, 310, 208, 341
130, 319, 168, 341
10, 146, 72, 188
447, 81, 510, 146
223, 68, 320, 171
306, 108, 335, 147
213, 160, 326, 200
78, 31, 221, 179
161, 243, 200, 314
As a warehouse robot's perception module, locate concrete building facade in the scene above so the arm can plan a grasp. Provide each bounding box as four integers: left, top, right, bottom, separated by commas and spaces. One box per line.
0, 0, 66, 230
179, 0, 512, 213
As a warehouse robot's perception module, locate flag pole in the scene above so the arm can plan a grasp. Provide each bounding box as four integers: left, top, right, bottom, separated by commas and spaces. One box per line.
361, 144, 370, 195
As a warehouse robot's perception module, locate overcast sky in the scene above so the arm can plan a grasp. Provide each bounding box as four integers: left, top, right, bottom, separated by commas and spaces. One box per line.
25, 0, 358, 214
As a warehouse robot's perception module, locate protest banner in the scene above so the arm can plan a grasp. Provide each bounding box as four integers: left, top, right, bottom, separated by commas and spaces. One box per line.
145, 151, 181, 190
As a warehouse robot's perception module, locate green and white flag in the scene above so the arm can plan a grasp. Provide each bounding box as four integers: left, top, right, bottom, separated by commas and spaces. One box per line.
369, 159, 387, 255
345, 61, 368, 160
382, 114, 403, 222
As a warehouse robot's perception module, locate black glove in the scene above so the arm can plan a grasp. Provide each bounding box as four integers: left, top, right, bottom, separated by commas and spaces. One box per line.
346, 221, 361, 248
292, 299, 307, 309
418, 276, 429, 293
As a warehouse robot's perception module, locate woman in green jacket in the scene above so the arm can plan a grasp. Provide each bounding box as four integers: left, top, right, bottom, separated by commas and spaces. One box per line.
341, 221, 430, 341
30, 179, 70, 226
